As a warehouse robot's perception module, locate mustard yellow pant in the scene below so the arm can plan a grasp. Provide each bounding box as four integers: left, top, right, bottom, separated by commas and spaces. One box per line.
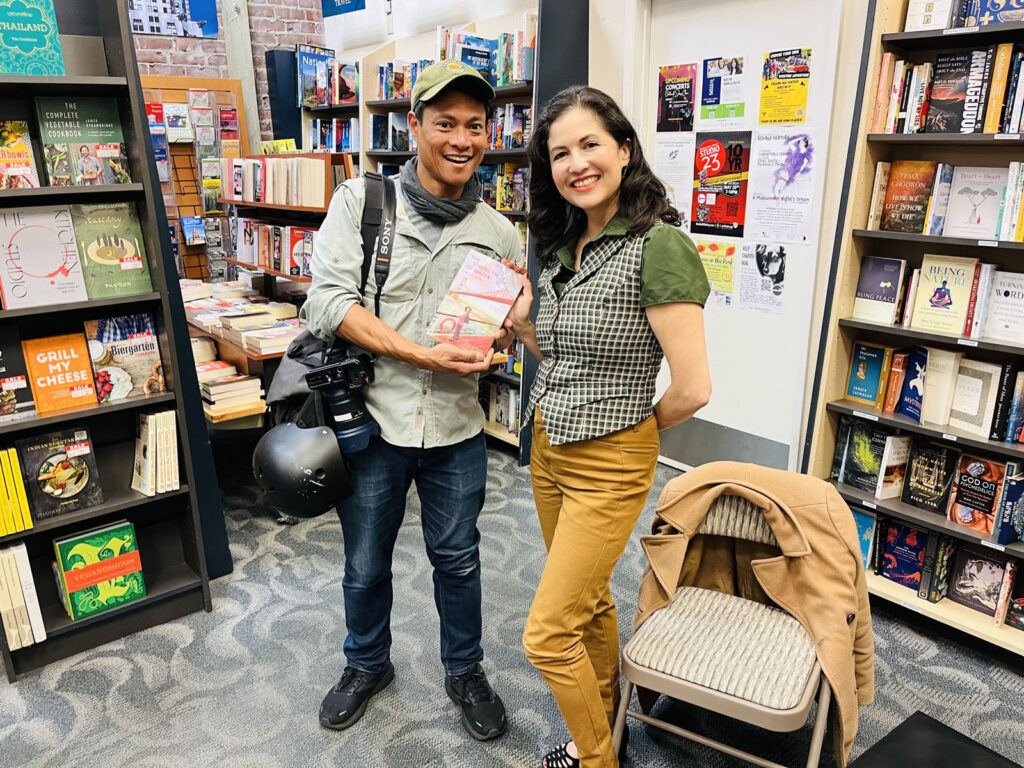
523, 410, 659, 768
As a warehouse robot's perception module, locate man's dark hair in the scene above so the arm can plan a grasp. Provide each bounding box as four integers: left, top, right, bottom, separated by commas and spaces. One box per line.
526, 85, 680, 266
413, 79, 492, 122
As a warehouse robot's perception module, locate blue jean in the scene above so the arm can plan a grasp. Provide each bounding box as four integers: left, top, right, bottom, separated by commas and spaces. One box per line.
336, 432, 487, 676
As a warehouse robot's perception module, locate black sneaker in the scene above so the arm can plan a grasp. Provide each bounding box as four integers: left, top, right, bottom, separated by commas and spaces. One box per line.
445, 662, 507, 741
319, 661, 395, 730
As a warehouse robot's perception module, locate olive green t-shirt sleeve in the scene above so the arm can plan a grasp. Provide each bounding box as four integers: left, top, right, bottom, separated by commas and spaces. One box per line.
639, 224, 711, 307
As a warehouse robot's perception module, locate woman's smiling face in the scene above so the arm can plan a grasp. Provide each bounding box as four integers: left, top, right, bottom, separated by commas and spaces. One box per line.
546, 107, 630, 218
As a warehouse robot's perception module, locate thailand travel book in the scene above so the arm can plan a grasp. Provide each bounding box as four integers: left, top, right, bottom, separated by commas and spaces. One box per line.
427, 249, 522, 354
0, 0, 63, 76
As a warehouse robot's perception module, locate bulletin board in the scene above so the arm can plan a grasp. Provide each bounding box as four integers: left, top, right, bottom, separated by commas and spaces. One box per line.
140, 76, 251, 280
646, 0, 842, 471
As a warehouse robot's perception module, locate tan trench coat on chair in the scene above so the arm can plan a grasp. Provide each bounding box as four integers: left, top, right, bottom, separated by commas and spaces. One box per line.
634, 461, 874, 767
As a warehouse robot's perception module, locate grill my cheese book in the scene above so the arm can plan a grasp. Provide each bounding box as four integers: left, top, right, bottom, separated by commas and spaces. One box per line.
53, 519, 144, 621
21, 333, 97, 414
70, 202, 153, 299
0, 205, 88, 309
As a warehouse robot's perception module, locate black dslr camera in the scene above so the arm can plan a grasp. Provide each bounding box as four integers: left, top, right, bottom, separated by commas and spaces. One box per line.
304, 349, 380, 454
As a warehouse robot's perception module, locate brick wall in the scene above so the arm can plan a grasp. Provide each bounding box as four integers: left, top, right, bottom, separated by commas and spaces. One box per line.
133, 0, 325, 140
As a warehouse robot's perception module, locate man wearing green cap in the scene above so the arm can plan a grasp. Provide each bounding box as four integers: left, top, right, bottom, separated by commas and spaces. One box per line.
302, 60, 518, 740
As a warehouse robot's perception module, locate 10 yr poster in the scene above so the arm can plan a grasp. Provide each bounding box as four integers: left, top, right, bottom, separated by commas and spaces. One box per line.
691, 131, 751, 237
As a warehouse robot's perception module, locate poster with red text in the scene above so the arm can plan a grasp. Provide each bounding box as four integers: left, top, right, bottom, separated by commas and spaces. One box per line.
691, 131, 751, 237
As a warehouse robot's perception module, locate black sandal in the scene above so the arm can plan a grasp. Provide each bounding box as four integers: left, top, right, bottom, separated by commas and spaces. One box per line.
542, 742, 578, 768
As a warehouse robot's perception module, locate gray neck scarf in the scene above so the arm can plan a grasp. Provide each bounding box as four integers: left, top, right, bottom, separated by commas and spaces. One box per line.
399, 157, 481, 224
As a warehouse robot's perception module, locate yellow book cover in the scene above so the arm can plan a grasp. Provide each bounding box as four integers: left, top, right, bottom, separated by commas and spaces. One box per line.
0, 464, 9, 537
984, 44, 1015, 134
7, 449, 31, 531
0, 452, 21, 533
909, 254, 978, 337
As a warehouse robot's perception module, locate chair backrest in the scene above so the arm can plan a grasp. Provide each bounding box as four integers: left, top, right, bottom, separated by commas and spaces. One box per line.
697, 494, 778, 547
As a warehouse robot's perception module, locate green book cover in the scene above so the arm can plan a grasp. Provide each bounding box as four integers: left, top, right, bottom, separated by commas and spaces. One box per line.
0, 0, 64, 76
70, 202, 153, 298
35, 96, 130, 186
53, 519, 146, 621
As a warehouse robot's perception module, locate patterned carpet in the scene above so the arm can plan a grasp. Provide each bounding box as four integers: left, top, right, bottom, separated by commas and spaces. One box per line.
1, 446, 1023, 768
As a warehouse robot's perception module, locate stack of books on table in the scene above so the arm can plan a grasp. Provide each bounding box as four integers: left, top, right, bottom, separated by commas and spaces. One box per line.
201, 375, 266, 422
195, 359, 237, 384
243, 324, 304, 355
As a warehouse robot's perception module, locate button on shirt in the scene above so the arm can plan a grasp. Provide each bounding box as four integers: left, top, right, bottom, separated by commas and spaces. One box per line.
300, 176, 521, 448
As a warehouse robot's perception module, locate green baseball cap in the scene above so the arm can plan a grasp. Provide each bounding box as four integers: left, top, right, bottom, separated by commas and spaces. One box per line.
411, 60, 495, 111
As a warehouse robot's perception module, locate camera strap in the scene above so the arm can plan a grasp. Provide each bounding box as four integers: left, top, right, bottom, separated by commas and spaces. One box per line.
372, 176, 396, 318
357, 172, 397, 318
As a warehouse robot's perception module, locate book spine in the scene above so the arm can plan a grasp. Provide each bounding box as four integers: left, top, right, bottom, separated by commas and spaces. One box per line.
12, 544, 44, 643
1, 551, 30, 647
1006, 370, 1024, 442
975, 45, 996, 133
902, 269, 921, 327
995, 559, 1017, 624
990, 361, 1020, 440
963, 262, 982, 336
885, 61, 906, 134
0, 547, 21, 650
875, 347, 894, 411
866, 162, 891, 229
984, 43, 1015, 133
870, 53, 894, 133
917, 531, 941, 600
1000, 163, 1020, 241
6, 449, 29, 531
970, 262, 996, 339
927, 536, 955, 602
872, 517, 890, 576
1001, 52, 1022, 133
896, 64, 915, 133
883, 354, 907, 413
1011, 52, 1024, 133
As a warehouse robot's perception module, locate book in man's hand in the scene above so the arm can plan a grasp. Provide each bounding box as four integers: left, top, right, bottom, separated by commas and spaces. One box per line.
427, 249, 523, 354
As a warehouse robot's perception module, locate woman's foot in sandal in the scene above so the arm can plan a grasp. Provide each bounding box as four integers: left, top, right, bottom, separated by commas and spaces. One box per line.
542, 740, 579, 768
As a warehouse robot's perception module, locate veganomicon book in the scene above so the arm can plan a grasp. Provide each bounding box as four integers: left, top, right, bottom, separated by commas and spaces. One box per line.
427, 250, 522, 354
53, 519, 144, 621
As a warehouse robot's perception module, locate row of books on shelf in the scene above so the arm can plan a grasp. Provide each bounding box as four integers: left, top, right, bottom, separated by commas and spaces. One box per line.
479, 380, 520, 436
868, 160, 1024, 241
901, 1, 1024, 34
852, 253, 1024, 343
145, 93, 241, 152
436, 16, 537, 88
835, 413, 1023, 543
130, 411, 179, 498
0, 313, 165, 420
234, 219, 318, 278
0, 518, 149, 650
871, 43, 1024, 135
488, 104, 531, 150
309, 117, 359, 154
296, 46, 358, 109
0, 202, 152, 311
859, 509, 1023, 632
496, 338, 525, 377
480, 163, 528, 214
0, 98, 131, 190
219, 154, 354, 210
259, 139, 299, 155
370, 112, 413, 152
845, 337, 1024, 442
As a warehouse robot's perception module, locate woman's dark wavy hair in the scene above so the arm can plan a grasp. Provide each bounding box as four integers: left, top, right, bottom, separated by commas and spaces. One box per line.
527, 85, 680, 266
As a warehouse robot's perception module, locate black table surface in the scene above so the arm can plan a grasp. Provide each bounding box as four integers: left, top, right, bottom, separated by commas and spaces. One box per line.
850, 712, 1021, 768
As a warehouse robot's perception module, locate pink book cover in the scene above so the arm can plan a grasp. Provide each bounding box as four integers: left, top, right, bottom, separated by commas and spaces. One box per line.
427, 249, 522, 353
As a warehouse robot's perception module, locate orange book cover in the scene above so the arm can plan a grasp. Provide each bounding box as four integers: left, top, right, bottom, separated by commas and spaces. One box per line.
984, 43, 1015, 134
879, 160, 936, 234
21, 334, 97, 414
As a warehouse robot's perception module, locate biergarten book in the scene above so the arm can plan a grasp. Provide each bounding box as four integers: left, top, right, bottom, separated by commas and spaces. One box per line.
21, 333, 96, 414
0, 325, 34, 423
83, 314, 164, 402
15, 426, 103, 520
0, 205, 88, 310
0, 0, 63, 76
879, 160, 936, 233
34, 97, 130, 186
427, 249, 522, 353
69, 203, 153, 299
53, 519, 144, 621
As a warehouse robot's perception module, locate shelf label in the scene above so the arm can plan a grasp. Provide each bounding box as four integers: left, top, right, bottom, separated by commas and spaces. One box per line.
978, 240, 998, 247
852, 410, 879, 422
862, 500, 877, 510
942, 26, 974, 34
941, 433, 958, 442
996, 134, 1022, 140
980, 540, 1006, 552
900, 600, 924, 614
956, 338, 979, 347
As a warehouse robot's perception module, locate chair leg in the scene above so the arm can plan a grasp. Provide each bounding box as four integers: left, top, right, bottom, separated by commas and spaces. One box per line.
805, 675, 832, 768
611, 680, 633, 753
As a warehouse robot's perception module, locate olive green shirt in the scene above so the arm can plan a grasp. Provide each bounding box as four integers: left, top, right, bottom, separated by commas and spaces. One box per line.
552, 215, 710, 306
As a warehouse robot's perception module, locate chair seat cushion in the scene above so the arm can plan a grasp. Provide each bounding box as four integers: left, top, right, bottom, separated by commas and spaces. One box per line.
625, 587, 817, 711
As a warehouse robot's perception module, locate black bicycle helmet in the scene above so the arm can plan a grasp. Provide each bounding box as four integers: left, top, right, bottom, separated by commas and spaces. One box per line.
252, 423, 352, 518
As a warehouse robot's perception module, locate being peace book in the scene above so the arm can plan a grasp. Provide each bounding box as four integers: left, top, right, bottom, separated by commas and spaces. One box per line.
0, 0, 63, 76
0, 325, 34, 423
70, 202, 153, 299
427, 249, 523, 353
34, 97, 130, 186
879, 160, 936, 233
0, 121, 38, 189
900, 438, 962, 513
83, 314, 164, 403
0, 205, 88, 309
942, 166, 1009, 239
852, 256, 906, 324
909, 254, 977, 337
15, 426, 103, 520
53, 519, 144, 621
21, 333, 97, 414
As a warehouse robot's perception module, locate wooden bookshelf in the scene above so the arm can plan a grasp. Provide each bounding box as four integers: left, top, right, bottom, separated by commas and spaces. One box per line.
219, 197, 329, 215
223, 258, 311, 283
805, 0, 1024, 658
483, 420, 518, 446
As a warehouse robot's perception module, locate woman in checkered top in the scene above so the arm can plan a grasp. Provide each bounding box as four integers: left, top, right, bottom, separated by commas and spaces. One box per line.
502, 86, 712, 768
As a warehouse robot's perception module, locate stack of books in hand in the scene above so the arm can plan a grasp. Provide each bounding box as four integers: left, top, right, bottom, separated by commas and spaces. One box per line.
201, 375, 265, 422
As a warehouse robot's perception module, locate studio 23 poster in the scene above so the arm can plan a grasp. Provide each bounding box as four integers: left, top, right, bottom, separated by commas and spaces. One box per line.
691, 131, 751, 237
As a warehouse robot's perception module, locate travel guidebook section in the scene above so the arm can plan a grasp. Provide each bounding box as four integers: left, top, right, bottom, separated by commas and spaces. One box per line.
427, 250, 522, 354
34, 98, 130, 187
14, 426, 103, 520
0, 0, 63, 76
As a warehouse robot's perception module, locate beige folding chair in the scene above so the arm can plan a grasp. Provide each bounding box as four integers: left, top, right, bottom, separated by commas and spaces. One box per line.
612, 494, 832, 768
